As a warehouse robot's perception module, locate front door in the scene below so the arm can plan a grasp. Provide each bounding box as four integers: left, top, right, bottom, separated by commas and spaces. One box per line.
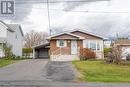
71, 40, 78, 55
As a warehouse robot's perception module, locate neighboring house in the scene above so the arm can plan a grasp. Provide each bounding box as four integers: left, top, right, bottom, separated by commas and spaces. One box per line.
111, 38, 130, 60
104, 39, 112, 48
33, 29, 104, 61
0, 21, 24, 57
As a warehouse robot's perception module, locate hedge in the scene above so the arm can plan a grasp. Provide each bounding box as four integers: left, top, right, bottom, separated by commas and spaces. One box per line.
22, 48, 33, 53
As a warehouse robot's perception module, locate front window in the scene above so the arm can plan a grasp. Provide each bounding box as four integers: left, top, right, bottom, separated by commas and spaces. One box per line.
90, 41, 96, 50
57, 40, 67, 47
97, 42, 100, 50
83, 40, 101, 51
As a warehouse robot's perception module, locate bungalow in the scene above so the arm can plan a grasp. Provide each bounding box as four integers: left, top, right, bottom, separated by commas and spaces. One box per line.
33, 29, 105, 61
0, 21, 24, 57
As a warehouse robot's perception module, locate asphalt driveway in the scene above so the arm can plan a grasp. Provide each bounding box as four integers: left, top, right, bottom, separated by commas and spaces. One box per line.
45, 61, 76, 82
0, 59, 76, 82
0, 59, 50, 81
0, 60, 130, 87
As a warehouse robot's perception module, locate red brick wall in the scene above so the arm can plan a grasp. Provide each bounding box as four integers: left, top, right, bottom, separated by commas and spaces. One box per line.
50, 39, 83, 55
50, 40, 71, 55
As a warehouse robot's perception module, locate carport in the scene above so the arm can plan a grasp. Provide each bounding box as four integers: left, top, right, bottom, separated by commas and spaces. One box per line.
33, 43, 50, 59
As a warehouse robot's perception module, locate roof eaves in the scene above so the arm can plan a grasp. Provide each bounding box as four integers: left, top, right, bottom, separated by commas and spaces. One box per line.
46, 32, 85, 40
0, 20, 14, 32
69, 29, 106, 39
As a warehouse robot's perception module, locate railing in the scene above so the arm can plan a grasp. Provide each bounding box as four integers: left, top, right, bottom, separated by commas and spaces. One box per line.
51, 47, 71, 55
51, 48, 60, 55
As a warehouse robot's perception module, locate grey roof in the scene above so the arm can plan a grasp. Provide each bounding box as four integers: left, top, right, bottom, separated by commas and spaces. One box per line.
0, 20, 14, 32
7, 24, 24, 36
0, 20, 24, 36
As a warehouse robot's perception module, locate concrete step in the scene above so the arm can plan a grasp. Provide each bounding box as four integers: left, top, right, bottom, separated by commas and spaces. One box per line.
50, 55, 79, 61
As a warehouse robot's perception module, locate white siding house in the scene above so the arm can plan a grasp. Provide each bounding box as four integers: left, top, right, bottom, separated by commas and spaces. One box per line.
0, 21, 24, 57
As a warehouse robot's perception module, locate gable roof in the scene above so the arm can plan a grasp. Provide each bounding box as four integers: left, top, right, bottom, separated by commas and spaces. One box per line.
47, 29, 105, 40
113, 39, 130, 46
0, 20, 24, 36
0, 20, 14, 32
47, 32, 85, 40
7, 24, 24, 36
69, 29, 106, 39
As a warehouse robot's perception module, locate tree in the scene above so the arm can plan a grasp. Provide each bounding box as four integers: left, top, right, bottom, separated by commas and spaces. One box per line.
112, 45, 122, 64
3, 43, 13, 59
106, 45, 122, 64
24, 30, 48, 48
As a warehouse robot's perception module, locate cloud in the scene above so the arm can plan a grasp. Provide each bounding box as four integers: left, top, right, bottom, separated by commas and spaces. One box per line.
1, 0, 130, 38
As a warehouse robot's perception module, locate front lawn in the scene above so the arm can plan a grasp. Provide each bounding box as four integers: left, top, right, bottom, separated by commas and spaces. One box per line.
0, 59, 16, 67
72, 61, 130, 83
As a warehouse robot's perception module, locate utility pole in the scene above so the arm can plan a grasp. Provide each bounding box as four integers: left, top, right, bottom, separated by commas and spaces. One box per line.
47, 0, 51, 35
116, 33, 119, 40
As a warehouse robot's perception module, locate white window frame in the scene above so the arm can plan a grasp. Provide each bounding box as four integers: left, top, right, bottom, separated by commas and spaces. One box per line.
56, 40, 67, 47
83, 40, 102, 51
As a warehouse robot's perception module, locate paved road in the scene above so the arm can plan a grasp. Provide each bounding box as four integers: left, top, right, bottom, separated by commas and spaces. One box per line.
0, 59, 50, 81
0, 81, 130, 87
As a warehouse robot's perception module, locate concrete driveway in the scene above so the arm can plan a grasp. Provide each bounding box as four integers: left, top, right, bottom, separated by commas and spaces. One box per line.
0, 59, 50, 81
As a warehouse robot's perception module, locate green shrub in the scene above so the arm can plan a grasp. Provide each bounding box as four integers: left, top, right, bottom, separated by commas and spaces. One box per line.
104, 48, 112, 57
22, 48, 33, 53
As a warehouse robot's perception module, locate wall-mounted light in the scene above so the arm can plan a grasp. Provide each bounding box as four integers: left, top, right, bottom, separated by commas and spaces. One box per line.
67, 40, 71, 43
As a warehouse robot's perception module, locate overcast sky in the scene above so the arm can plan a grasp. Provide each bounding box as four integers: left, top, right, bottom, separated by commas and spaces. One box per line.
0, 0, 130, 37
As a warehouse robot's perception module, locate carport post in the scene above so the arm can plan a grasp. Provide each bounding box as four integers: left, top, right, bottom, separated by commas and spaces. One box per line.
33, 48, 35, 59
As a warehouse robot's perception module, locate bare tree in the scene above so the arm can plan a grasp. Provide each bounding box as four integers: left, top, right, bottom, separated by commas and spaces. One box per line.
24, 30, 48, 48
112, 45, 122, 64
107, 45, 122, 64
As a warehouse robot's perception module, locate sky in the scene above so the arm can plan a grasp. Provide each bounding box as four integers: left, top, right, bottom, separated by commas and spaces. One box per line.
0, 0, 130, 38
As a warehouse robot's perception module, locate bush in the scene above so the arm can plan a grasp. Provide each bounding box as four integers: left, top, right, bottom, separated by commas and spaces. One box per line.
22, 48, 33, 53
79, 48, 96, 60
104, 48, 112, 57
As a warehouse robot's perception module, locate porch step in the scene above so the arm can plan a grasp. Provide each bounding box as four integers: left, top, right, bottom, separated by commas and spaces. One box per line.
50, 55, 79, 61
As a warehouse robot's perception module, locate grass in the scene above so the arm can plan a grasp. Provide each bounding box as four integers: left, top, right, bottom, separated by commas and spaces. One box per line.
0, 58, 29, 68
0, 59, 17, 67
72, 61, 130, 83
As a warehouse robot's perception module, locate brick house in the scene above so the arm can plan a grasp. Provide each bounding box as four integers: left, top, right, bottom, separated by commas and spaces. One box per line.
33, 29, 104, 61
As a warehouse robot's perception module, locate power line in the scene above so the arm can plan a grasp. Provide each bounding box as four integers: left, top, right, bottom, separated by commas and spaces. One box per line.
16, 6, 130, 13
13, 0, 110, 4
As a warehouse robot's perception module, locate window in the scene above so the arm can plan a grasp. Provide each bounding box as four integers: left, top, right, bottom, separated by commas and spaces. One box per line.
83, 40, 97, 50
97, 42, 100, 50
57, 40, 67, 47
83, 40, 89, 48
90, 41, 96, 50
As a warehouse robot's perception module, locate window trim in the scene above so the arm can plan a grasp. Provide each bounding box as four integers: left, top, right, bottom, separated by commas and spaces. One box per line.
56, 40, 67, 47
83, 40, 102, 51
